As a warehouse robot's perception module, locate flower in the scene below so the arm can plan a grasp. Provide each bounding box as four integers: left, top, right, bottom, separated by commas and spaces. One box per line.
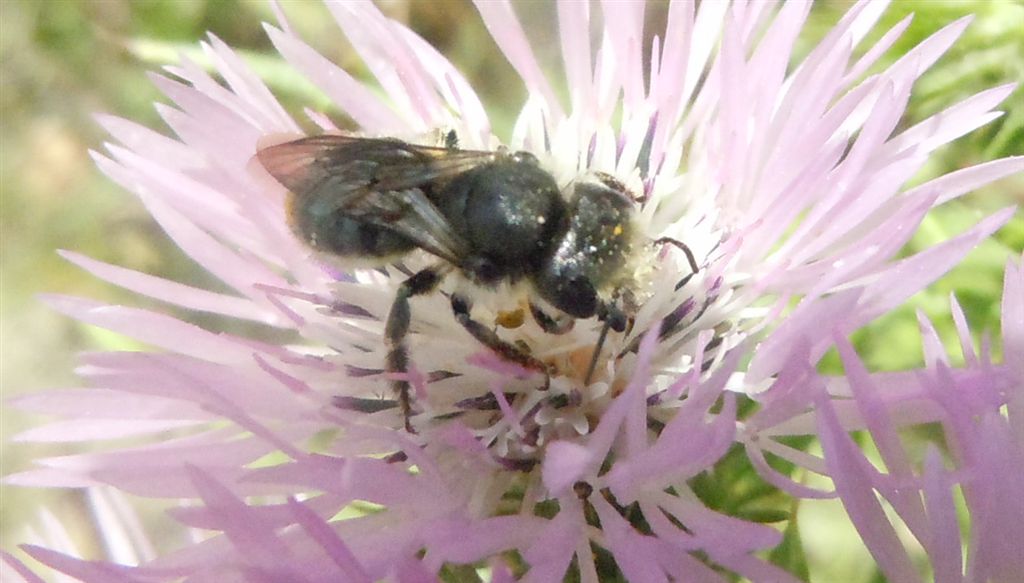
808, 256, 1024, 583
6, 1, 1022, 581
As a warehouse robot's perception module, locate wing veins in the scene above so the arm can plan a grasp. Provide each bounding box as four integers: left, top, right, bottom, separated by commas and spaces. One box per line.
258, 135, 487, 267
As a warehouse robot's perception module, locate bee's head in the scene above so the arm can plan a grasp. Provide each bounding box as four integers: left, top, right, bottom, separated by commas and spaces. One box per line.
533, 177, 638, 323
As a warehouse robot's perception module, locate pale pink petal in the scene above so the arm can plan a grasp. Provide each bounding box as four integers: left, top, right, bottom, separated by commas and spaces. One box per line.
101, 143, 261, 241
19, 547, 140, 583
201, 34, 298, 133
285, 498, 372, 583
327, 1, 445, 128
600, 0, 646, 110
521, 498, 584, 583
88, 151, 288, 295
60, 251, 279, 324
835, 334, 928, 536
264, 24, 405, 133
949, 294, 979, 366
886, 83, 1016, 158
184, 466, 293, 575
1, 551, 46, 583
913, 156, 1024, 206
1002, 255, 1024, 379
842, 14, 913, 85
246, 458, 425, 506
541, 441, 591, 497
921, 447, 964, 583
473, 0, 562, 119
94, 114, 203, 170
592, 495, 667, 583
965, 413, 1024, 582
87, 488, 157, 565
11, 388, 209, 421
41, 296, 252, 362
557, 0, 593, 114
15, 419, 203, 442
816, 395, 922, 583
917, 308, 949, 366
422, 515, 544, 565
854, 207, 1015, 324
147, 75, 262, 168
748, 289, 862, 383
744, 443, 835, 499
651, 492, 783, 556
886, 16, 972, 87
393, 26, 492, 144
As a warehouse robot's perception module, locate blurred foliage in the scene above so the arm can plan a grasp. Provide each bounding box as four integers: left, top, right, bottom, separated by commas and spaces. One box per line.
1, 1, 1021, 582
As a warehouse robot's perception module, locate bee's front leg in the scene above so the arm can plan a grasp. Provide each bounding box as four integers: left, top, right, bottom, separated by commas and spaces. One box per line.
450, 294, 552, 390
529, 301, 575, 335
386, 265, 446, 432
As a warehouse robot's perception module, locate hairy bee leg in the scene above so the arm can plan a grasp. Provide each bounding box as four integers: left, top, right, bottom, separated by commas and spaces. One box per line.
654, 236, 700, 274
386, 266, 446, 432
451, 294, 552, 390
529, 301, 575, 335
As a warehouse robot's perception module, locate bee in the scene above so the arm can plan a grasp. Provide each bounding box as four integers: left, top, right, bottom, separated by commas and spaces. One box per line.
257, 134, 695, 431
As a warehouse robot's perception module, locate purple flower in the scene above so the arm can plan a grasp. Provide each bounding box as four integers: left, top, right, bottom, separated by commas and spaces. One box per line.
807, 257, 1023, 583
6, 1, 1021, 581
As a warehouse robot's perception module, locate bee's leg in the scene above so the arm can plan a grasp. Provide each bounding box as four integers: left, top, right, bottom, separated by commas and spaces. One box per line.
529, 301, 575, 335
451, 294, 552, 389
654, 236, 699, 274
387, 266, 446, 432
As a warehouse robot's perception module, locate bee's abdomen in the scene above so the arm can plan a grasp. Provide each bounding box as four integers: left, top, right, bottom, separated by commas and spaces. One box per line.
288, 192, 416, 259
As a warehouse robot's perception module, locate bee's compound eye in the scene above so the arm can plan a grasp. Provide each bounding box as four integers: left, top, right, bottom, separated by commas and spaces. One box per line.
535, 271, 598, 319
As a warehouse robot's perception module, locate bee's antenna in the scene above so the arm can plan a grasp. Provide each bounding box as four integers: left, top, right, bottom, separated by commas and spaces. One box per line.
585, 299, 627, 386
654, 237, 699, 274
584, 318, 613, 386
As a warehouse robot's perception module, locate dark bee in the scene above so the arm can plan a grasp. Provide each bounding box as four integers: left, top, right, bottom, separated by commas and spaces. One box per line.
258, 134, 667, 431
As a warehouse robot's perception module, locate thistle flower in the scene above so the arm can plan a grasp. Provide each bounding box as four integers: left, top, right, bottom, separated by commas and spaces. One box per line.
807, 256, 1024, 583
6, 1, 1022, 581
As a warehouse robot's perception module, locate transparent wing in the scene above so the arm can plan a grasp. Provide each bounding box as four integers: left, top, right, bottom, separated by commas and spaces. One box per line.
257, 135, 495, 265
257, 135, 495, 199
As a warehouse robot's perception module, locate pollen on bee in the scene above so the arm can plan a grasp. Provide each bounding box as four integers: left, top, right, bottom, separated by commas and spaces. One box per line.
495, 308, 526, 329
613, 224, 623, 236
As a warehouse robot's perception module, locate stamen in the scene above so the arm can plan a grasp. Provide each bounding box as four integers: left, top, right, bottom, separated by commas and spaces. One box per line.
333, 395, 399, 413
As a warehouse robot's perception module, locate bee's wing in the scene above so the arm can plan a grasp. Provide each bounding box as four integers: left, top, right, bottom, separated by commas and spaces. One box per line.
257, 135, 495, 266
355, 187, 470, 265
